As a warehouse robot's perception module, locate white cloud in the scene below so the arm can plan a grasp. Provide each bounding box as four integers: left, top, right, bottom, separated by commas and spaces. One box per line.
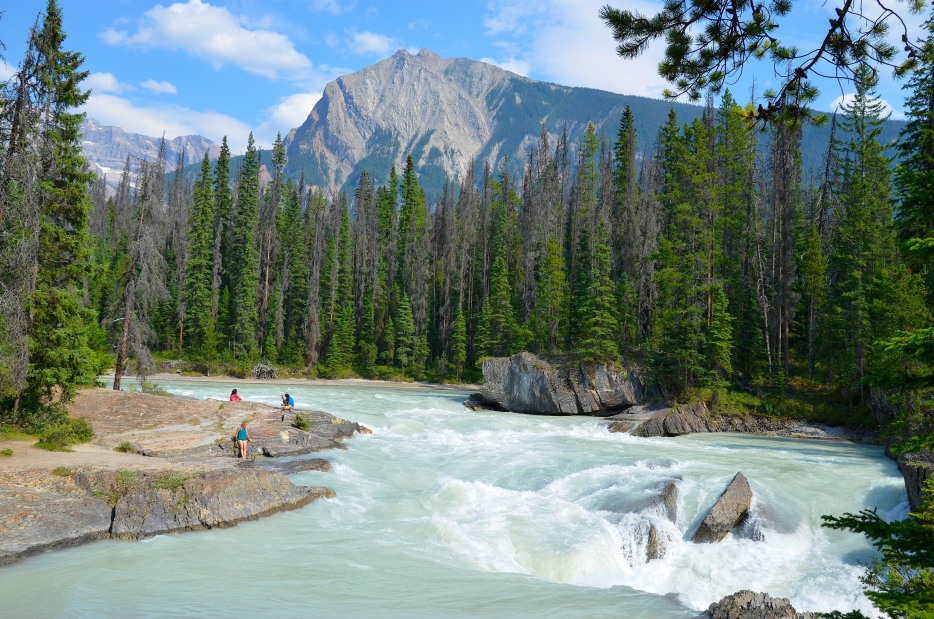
480, 56, 530, 77
830, 93, 895, 118
312, 0, 357, 14
86, 72, 126, 94
255, 91, 323, 144
0, 59, 18, 82
81, 92, 254, 153
349, 30, 401, 56
141, 79, 178, 94
483, 0, 671, 98
102, 0, 312, 80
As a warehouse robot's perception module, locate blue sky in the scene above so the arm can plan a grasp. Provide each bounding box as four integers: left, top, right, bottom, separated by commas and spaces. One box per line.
1, 1, 924, 153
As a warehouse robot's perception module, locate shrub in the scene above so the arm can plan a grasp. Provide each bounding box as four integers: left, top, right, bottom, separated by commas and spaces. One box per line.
51, 467, 72, 476
292, 414, 310, 431
34, 417, 95, 452
151, 472, 193, 492
114, 441, 137, 454
0, 448, 13, 457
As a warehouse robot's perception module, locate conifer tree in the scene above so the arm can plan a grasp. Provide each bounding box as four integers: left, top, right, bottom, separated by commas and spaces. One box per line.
279, 180, 308, 363
183, 153, 216, 356
395, 293, 415, 370
211, 137, 232, 341
326, 196, 355, 370
228, 133, 260, 360
579, 223, 620, 361
450, 303, 467, 378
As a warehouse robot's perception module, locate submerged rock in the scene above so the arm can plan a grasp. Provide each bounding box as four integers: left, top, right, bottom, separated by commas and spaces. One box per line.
659, 481, 679, 524
692, 473, 752, 543
473, 352, 646, 416
632, 402, 714, 437
646, 524, 668, 561
706, 590, 815, 618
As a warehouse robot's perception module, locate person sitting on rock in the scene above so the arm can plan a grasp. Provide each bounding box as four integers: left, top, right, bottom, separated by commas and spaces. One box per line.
281, 393, 294, 411
229, 388, 242, 402
236, 421, 252, 458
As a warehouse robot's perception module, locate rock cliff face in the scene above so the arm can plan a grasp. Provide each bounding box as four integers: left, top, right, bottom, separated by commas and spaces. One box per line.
898, 451, 934, 510
474, 352, 645, 415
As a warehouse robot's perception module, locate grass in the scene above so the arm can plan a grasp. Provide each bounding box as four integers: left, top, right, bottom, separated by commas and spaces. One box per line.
0, 448, 13, 457
0, 425, 34, 442
151, 472, 194, 492
113, 441, 138, 454
51, 467, 72, 477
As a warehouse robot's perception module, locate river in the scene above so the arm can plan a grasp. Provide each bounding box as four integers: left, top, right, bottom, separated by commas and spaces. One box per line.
0, 380, 907, 618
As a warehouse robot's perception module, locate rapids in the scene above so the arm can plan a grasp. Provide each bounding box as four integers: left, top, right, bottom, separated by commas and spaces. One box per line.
0, 380, 906, 618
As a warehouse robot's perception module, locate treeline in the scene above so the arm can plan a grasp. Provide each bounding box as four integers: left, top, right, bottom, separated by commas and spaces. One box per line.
2, 2, 932, 428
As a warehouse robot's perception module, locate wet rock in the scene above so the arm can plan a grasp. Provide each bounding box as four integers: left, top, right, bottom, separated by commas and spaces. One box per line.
463, 393, 498, 411
607, 420, 634, 433
632, 402, 714, 437
898, 451, 934, 511
253, 458, 332, 474
646, 524, 668, 561
692, 472, 752, 543
659, 481, 679, 524
477, 352, 646, 416
706, 590, 815, 618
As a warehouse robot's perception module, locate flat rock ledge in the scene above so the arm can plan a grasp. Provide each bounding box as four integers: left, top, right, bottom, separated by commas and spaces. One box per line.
621, 401, 876, 443
468, 352, 647, 416
692, 472, 752, 543
0, 464, 332, 566
706, 590, 815, 619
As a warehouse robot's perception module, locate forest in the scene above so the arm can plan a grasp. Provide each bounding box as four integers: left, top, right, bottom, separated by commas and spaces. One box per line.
0, 2, 931, 436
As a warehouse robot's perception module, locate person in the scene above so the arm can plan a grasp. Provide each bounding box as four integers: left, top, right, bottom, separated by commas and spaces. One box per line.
236, 421, 252, 458
281, 393, 294, 411
229, 388, 242, 402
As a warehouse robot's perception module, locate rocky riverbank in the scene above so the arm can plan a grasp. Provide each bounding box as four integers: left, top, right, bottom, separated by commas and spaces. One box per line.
0, 389, 369, 567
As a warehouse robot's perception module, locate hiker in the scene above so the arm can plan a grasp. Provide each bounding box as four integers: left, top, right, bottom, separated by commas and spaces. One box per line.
229, 388, 242, 402
281, 393, 294, 411
236, 421, 252, 458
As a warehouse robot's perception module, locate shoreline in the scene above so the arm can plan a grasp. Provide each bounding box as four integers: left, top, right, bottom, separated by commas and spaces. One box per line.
104, 372, 479, 392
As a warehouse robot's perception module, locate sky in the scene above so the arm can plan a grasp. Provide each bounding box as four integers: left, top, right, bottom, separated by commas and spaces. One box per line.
0, 0, 925, 154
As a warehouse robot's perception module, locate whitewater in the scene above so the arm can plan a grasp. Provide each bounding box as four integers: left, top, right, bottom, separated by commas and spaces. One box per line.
0, 380, 907, 618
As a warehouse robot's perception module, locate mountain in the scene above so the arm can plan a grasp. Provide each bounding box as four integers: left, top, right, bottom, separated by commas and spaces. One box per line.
282, 49, 905, 198
80, 117, 219, 192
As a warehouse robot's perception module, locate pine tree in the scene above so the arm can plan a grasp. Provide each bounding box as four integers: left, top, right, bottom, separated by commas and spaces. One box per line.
326, 196, 355, 371
183, 153, 216, 356
211, 137, 232, 345
395, 294, 415, 370
228, 133, 260, 360
450, 303, 467, 378
579, 223, 620, 361
279, 180, 308, 364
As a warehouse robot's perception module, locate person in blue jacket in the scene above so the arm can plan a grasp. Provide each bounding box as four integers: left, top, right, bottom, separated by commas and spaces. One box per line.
281, 393, 295, 411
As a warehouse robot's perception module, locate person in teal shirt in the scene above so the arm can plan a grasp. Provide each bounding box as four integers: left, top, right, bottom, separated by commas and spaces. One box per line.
236, 421, 252, 458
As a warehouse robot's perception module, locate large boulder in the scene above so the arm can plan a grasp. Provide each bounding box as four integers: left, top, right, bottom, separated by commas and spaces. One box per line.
475, 352, 645, 415
632, 402, 715, 437
706, 590, 815, 619
692, 472, 753, 543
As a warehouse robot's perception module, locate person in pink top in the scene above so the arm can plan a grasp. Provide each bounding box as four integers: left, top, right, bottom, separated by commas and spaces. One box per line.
229, 388, 242, 402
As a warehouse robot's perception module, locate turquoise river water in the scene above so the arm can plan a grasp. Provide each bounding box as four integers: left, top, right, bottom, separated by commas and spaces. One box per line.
0, 379, 908, 618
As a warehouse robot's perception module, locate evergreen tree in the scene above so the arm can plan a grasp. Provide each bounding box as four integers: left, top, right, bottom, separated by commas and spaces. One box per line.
579, 223, 620, 361
211, 137, 232, 345
279, 180, 308, 364
228, 133, 260, 360
326, 196, 355, 370
395, 293, 415, 370
450, 303, 467, 378
183, 153, 216, 356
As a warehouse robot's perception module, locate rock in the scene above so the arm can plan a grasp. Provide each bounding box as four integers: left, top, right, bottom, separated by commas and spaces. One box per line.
706, 590, 815, 619
646, 524, 667, 561
72, 467, 333, 540
477, 352, 646, 416
659, 481, 679, 523
632, 402, 714, 437
692, 473, 753, 543
251, 363, 277, 379
607, 421, 634, 433
898, 451, 934, 511
253, 458, 332, 474
463, 393, 497, 411
0, 471, 112, 567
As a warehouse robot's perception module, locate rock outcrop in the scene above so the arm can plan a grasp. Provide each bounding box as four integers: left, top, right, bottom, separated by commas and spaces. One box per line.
706, 590, 815, 619
472, 352, 646, 415
898, 451, 934, 510
692, 473, 753, 543
629, 401, 877, 442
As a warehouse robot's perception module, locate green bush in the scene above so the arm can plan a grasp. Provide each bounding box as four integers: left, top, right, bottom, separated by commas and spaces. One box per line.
151, 472, 193, 492
0, 448, 13, 457
114, 441, 137, 454
51, 467, 71, 477
34, 417, 95, 451
292, 414, 310, 431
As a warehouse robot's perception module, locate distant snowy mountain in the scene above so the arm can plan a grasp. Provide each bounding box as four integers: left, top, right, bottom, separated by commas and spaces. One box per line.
80, 117, 219, 192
